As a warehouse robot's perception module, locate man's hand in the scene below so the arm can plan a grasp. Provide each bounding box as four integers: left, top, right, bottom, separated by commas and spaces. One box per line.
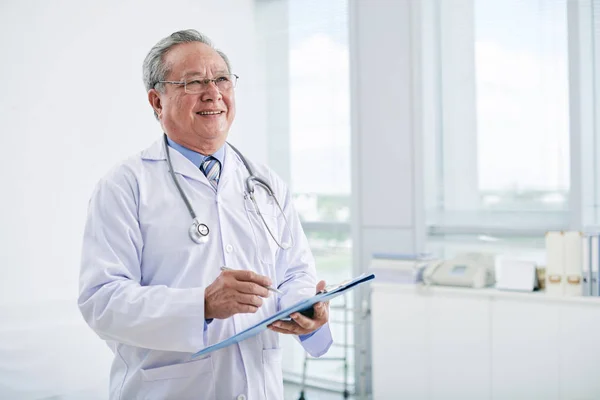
267, 280, 329, 336
204, 269, 272, 320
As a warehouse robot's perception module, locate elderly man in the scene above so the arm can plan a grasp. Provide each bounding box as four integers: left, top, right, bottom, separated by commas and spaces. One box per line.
78, 29, 332, 400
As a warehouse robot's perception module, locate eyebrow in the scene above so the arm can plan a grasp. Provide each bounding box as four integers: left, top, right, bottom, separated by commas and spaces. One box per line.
182, 71, 230, 79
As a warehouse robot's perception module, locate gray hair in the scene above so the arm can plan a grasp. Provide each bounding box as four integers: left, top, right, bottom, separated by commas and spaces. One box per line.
142, 30, 231, 116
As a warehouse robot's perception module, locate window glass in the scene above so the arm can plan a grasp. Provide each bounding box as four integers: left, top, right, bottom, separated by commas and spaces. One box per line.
257, 0, 353, 391
474, 0, 570, 212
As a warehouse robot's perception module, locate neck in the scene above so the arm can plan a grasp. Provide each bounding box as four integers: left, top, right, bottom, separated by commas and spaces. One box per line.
167, 134, 225, 155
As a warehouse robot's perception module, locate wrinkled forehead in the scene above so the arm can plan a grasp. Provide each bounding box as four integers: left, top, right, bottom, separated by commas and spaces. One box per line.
164, 42, 229, 79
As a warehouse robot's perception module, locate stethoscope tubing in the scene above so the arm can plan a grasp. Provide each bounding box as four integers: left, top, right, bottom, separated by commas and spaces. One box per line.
162, 133, 294, 249
163, 134, 198, 220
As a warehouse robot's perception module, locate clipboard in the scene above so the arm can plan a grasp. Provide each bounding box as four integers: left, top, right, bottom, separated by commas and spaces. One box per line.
191, 272, 375, 358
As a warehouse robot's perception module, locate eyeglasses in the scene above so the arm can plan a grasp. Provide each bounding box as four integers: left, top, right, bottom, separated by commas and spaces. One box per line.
158, 74, 238, 94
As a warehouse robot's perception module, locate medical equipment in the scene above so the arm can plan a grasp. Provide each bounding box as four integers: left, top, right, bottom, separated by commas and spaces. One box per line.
423, 252, 496, 289
163, 134, 294, 248
368, 253, 434, 284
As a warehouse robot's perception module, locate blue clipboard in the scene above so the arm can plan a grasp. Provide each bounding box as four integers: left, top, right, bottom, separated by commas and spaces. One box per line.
191, 272, 375, 358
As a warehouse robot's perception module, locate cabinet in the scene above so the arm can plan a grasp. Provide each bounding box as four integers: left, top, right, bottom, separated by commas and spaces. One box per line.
557, 304, 600, 400
371, 284, 600, 400
491, 299, 559, 400
372, 290, 429, 399
430, 294, 490, 400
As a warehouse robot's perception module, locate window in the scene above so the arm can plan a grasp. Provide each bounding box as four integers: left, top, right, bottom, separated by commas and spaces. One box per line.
424, 0, 600, 261
287, 0, 352, 286
425, 0, 571, 238
581, 0, 600, 228
256, 0, 353, 393
421, 0, 574, 265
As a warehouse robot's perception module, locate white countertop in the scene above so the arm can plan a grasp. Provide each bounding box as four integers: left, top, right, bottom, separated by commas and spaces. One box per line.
372, 282, 600, 306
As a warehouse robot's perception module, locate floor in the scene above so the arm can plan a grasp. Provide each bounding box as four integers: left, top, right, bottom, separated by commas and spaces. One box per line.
283, 382, 354, 400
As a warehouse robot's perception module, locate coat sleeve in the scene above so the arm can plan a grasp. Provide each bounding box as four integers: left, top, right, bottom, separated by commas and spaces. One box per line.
272, 178, 333, 357
78, 169, 207, 353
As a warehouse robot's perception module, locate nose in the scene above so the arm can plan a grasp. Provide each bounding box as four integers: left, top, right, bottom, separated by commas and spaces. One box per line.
200, 81, 222, 102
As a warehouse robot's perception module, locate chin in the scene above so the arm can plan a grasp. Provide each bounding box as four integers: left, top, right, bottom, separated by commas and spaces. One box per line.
196, 130, 227, 141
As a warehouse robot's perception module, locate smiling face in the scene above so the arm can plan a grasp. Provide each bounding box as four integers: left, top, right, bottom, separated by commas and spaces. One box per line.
148, 42, 236, 155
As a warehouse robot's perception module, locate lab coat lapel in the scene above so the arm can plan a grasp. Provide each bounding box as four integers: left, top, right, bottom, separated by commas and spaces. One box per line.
218, 143, 244, 190
141, 137, 213, 188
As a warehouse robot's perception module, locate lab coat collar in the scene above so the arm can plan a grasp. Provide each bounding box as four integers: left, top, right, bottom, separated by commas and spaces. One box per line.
141, 137, 243, 188
219, 144, 244, 188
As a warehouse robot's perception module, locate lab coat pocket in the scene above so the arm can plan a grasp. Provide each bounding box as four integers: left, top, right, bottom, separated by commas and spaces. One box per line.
244, 196, 280, 265
262, 348, 284, 400
140, 357, 216, 400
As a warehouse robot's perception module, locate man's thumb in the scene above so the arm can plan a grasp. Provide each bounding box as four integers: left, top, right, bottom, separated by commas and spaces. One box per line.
316, 280, 326, 293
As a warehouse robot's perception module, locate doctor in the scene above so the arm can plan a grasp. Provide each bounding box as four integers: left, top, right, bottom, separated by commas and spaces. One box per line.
78, 29, 332, 400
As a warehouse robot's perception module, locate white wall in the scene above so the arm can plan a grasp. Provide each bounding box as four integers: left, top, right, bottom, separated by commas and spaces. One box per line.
0, 1, 266, 398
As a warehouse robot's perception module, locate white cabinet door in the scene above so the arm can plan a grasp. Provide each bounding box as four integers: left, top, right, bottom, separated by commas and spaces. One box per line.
557, 304, 600, 400
372, 290, 429, 400
491, 299, 559, 400
429, 293, 491, 400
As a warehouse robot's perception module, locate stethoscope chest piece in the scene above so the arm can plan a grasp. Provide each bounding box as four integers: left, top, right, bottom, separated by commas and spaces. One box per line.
189, 218, 209, 244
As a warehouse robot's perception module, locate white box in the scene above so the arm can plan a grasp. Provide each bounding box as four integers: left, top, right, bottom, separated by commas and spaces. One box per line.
496, 259, 538, 292
564, 231, 583, 297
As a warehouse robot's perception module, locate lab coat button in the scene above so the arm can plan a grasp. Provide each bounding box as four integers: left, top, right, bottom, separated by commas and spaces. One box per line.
237, 395, 247, 400
226, 244, 233, 253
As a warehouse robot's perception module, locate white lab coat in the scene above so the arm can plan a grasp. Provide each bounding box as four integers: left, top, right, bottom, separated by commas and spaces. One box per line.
78, 137, 332, 400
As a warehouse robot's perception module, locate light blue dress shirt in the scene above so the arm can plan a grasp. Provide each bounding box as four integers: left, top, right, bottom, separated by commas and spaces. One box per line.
166, 137, 225, 170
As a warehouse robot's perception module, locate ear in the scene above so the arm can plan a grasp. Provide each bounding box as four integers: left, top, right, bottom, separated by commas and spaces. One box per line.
148, 89, 163, 118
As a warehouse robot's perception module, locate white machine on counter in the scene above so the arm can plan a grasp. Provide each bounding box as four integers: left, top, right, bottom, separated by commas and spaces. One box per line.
423, 252, 496, 289
369, 253, 434, 284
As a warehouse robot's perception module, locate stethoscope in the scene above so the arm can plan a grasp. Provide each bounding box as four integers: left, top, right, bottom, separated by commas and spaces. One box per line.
163, 134, 294, 249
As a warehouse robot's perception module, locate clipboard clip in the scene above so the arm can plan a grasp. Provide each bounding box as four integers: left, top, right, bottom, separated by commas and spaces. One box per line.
318, 279, 352, 294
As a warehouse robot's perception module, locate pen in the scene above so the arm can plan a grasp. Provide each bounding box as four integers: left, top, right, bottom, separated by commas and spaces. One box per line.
220, 266, 283, 295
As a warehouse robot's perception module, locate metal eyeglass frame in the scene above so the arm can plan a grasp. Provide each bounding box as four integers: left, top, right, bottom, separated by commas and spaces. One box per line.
157, 74, 239, 94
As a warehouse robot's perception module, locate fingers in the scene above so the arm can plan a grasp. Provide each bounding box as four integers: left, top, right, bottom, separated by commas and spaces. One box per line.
236, 304, 259, 314
268, 312, 322, 335
268, 301, 329, 334
268, 324, 296, 334
268, 319, 309, 335
312, 301, 328, 319
236, 293, 264, 308
316, 280, 326, 293
289, 312, 314, 330
230, 269, 272, 287
235, 281, 269, 298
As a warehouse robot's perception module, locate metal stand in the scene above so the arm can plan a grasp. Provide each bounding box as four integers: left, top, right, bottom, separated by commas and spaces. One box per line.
298, 292, 352, 399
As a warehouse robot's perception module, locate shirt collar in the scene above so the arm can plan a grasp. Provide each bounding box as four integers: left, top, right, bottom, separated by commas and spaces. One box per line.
166, 136, 226, 169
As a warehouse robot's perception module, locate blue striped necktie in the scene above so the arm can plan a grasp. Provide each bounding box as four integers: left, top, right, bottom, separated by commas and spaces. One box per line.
200, 156, 221, 190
